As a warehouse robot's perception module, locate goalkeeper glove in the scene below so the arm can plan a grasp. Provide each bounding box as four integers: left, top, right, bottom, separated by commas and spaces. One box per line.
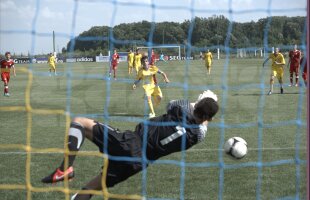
197, 90, 218, 102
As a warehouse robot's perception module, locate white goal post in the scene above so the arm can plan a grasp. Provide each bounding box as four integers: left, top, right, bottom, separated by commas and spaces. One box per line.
137, 45, 181, 60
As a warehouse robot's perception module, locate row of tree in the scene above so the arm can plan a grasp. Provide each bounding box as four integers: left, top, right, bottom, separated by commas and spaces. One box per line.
62, 15, 306, 56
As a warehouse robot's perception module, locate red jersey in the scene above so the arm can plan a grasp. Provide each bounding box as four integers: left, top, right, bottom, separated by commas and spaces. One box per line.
111, 53, 119, 65
1, 59, 15, 73
150, 52, 156, 65
289, 50, 301, 67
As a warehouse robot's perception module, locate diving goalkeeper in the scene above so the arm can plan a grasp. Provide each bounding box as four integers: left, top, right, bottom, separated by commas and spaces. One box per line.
41, 91, 219, 200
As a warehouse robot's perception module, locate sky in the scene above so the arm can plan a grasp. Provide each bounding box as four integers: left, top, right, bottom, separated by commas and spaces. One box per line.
0, 0, 307, 55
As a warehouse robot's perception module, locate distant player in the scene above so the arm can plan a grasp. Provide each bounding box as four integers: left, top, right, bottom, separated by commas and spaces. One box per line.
263, 47, 286, 95
109, 49, 120, 80
287, 44, 301, 87
133, 49, 142, 74
41, 91, 219, 200
203, 49, 213, 75
127, 49, 134, 75
150, 49, 156, 65
300, 56, 307, 86
133, 55, 169, 118
1, 52, 16, 97
48, 53, 57, 76
159, 53, 167, 62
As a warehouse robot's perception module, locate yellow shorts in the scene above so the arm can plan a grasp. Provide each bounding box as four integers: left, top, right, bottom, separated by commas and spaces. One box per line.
205, 61, 212, 69
143, 85, 162, 97
128, 63, 133, 68
134, 64, 141, 72
271, 66, 283, 80
49, 64, 56, 71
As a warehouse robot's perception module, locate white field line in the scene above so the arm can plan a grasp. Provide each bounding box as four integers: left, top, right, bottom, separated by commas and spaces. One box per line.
0, 147, 306, 155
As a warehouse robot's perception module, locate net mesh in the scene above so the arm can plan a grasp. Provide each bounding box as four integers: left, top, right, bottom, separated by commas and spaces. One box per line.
0, 0, 308, 200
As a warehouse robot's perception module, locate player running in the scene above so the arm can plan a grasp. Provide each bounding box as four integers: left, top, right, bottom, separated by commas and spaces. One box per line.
203, 49, 213, 75
133, 56, 169, 118
1, 52, 16, 97
41, 90, 219, 200
263, 47, 286, 95
150, 49, 156, 65
48, 53, 57, 76
127, 49, 134, 75
133, 49, 142, 75
287, 44, 301, 87
109, 49, 120, 80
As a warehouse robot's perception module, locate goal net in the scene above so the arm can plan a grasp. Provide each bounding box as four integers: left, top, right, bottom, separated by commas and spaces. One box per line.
0, 1, 308, 200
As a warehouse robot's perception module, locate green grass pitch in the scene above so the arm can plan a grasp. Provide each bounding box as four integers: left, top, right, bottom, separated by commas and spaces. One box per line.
0, 58, 307, 200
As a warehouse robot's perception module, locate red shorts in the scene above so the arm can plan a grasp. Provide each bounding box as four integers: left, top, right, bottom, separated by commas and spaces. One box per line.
289, 65, 299, 74
1, 72, 10, 83
111, 63, 118, 69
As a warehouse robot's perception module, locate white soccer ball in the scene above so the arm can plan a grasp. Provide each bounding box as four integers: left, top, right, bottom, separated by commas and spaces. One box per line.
224, 137, 248, 159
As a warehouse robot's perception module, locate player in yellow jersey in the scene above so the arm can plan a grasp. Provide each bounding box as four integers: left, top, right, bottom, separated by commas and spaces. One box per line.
203, 49, 213, 74
127, 49, 135, 75
133, 49, 142, 75
263, 47, 286, 95
48, 53, 57, 76
133, 56, 169, 118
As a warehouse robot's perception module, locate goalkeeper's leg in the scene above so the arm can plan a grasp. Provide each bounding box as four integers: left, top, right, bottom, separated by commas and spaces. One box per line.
42, 118, 96, 183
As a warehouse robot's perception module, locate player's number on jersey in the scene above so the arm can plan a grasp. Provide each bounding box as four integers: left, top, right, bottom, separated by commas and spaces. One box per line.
160, 126, 186, 145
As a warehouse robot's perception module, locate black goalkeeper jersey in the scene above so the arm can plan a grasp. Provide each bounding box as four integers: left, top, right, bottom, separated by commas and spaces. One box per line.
92, 99, 208, 187
134, 100, 208, 160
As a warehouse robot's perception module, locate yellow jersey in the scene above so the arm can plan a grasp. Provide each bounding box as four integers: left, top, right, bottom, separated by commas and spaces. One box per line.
137, 66, 159, 88
134, 53, 142, 67
128, 52, 134, 65
204, 52, 213, 63
48, 55, 56, 66
268, 53, 285, 68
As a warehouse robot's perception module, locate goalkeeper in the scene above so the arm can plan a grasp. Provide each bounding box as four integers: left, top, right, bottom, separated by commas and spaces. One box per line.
41, 91, 219, 200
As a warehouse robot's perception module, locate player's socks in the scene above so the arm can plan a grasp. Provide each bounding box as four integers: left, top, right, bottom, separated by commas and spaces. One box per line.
4, 85, 8, 94
295, 76, 299, 86
147, 98, 155, 116
59, 122, 85, 171
290, 74, 293, 85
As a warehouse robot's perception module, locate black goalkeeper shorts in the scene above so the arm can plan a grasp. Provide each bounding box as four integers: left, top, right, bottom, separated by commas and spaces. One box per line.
92, 122, 145, 187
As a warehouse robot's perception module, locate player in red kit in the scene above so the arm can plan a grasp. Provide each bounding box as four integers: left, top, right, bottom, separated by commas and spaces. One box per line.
1, 52, 16, 97
300, 56, 307, 86
109, 49, 120, 80
150, 49, 156, 65
287, 44, 301, 87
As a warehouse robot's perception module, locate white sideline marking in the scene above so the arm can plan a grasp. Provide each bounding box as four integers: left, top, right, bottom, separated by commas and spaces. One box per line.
0, 147, 306, 155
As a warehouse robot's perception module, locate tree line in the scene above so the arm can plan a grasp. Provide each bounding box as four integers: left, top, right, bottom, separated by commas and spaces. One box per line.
63, 15, 306, 56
